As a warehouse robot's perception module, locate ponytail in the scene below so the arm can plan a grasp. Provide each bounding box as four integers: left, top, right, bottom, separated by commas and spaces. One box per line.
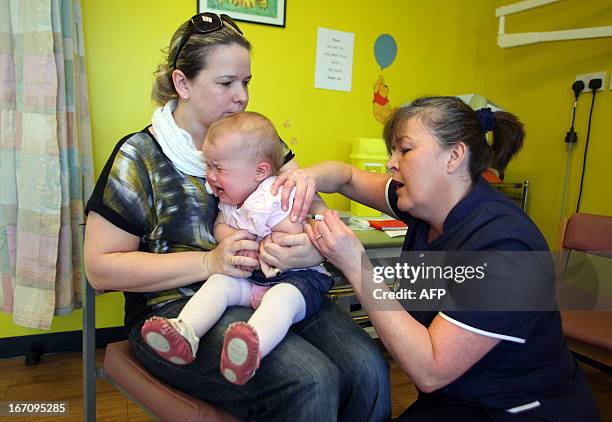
151, 57, 177, 105
384, 96, 525, 184
489, 111, 524, 177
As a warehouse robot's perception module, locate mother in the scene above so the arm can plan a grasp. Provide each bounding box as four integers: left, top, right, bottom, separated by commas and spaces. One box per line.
84, 12, 389, 421
276, 96, 599, 421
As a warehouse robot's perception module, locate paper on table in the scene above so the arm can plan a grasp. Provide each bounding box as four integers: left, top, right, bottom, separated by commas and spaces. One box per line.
347, 217, 372, 231
386, 229, 407, 238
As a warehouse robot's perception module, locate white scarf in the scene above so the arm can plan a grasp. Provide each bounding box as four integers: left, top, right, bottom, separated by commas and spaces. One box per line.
151, 100, 207, 177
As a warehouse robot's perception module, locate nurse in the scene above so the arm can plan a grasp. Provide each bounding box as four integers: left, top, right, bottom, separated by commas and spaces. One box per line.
274, 96, 600, 421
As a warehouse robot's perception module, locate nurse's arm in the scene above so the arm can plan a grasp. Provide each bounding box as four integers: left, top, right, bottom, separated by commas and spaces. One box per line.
280, 157, 327, 218
274, 161, 393, 218
349, 266, 500, 393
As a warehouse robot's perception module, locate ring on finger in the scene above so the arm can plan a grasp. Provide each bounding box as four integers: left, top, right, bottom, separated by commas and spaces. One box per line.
315, 234, 323, 240
231, 255, 236, 266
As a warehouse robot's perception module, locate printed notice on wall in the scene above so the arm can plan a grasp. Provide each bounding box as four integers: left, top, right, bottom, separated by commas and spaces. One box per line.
314, 27, 355, 92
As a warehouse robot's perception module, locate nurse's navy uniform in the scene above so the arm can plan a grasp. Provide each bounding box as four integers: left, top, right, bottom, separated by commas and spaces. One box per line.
387, 177, 600, 421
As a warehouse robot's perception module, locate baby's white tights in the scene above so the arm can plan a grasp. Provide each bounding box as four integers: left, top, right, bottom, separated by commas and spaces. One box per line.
177, 274, 306, 357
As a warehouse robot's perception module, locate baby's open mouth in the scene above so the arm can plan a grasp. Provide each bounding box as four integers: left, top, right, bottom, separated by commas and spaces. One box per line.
211, 184, 224, 195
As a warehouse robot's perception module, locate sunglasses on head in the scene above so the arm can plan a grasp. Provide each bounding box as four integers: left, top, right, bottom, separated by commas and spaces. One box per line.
172, 12, 243, 70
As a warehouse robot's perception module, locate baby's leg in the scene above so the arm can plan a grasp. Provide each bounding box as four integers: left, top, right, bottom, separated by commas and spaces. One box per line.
221, 283, 306, 384
142, 275, 251, 365
179, 274, 251, 336
249, 283, 306, 356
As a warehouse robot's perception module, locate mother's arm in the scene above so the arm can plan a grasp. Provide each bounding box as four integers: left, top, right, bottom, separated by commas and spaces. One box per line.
84, 211, 259, 292
308, 211, 500, 393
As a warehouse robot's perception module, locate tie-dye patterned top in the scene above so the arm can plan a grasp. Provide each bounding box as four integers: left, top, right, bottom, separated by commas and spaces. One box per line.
85, 127, 294, 329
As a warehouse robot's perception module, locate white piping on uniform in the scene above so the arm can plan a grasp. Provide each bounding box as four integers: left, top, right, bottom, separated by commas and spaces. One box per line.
439, 312, 526, 344
507, 400, 541, 414
385, 177, 399, 219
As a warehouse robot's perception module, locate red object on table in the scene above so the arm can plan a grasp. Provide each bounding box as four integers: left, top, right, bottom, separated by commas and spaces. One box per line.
367, 219, 408, 231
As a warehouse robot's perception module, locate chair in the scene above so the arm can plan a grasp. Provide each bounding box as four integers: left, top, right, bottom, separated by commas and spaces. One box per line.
81, 231, 240, 421
556, 213, 612, 375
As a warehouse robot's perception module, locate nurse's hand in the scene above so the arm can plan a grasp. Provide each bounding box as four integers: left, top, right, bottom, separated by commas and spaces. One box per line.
305, 210, 365, 281
259, 232, 323, 272
271, 169, 317, 222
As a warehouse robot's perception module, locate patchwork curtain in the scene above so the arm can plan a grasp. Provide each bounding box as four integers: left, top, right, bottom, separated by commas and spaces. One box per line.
0, 0, 93, 329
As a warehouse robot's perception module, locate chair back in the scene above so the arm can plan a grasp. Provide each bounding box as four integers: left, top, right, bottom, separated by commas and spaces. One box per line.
556, 214, 612, 367
556, 213, 612, 276
81, 224, 241, 421
561, 213, 612, 257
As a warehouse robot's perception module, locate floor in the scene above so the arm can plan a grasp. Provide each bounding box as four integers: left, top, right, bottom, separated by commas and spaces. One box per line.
0, 349, 609, 421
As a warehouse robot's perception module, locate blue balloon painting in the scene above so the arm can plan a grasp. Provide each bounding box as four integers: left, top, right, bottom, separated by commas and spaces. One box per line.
374, 34, 397, 70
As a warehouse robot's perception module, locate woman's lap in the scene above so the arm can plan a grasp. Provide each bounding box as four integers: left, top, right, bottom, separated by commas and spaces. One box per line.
293, 297, 391, 422
128, 297, 390, 421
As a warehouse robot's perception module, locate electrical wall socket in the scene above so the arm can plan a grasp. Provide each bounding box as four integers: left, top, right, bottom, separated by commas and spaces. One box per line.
574, 71, 607, 93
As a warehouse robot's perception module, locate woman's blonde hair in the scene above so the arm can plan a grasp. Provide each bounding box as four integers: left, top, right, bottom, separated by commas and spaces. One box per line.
151, 17, 251, 105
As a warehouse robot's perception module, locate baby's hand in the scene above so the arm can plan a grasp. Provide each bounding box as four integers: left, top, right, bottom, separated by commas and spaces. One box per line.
236, 249, 259, 272
259, 258, 280, 279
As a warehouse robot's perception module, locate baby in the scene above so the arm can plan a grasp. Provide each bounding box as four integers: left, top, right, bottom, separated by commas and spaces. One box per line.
141, 112, 334, 385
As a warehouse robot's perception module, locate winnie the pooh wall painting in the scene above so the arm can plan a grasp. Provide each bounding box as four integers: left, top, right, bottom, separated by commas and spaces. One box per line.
372, 34, 397, 124
201, 0, 285, 27
373, 75, 393, 125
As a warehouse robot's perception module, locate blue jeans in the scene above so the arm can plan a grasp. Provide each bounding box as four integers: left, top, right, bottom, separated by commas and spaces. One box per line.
129, 296, 391, 421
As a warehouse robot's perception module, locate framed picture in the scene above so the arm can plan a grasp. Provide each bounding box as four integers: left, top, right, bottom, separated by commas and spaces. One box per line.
199, 0, 286, 27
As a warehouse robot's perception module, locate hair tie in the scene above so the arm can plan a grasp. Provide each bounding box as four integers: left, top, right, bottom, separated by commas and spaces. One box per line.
476, 107, 496, 133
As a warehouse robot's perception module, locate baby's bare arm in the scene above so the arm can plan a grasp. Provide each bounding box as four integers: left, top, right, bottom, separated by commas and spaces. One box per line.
213, 212, 241, 242
270, 215, 305, 237
258, 216, 307, 277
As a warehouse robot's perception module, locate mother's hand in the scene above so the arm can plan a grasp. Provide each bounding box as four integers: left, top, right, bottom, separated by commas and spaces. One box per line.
271, 169, 317, 222
305, 210, 365, 280
204, 231, 259, 278
258, 232, 323, 272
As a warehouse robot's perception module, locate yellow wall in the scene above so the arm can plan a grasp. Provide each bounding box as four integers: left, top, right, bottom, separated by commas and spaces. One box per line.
483, 0, 612, 245
81, 0, 493, 212
0, 293, 124, 337
2, 0, 610, 337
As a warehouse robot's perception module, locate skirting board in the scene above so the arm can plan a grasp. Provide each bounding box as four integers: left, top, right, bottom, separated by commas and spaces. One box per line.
0, 327, 126, 360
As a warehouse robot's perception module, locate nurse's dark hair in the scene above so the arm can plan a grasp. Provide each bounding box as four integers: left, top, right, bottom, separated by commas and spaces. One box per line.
151, 18, 251, 105
383, 96, 524, 184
